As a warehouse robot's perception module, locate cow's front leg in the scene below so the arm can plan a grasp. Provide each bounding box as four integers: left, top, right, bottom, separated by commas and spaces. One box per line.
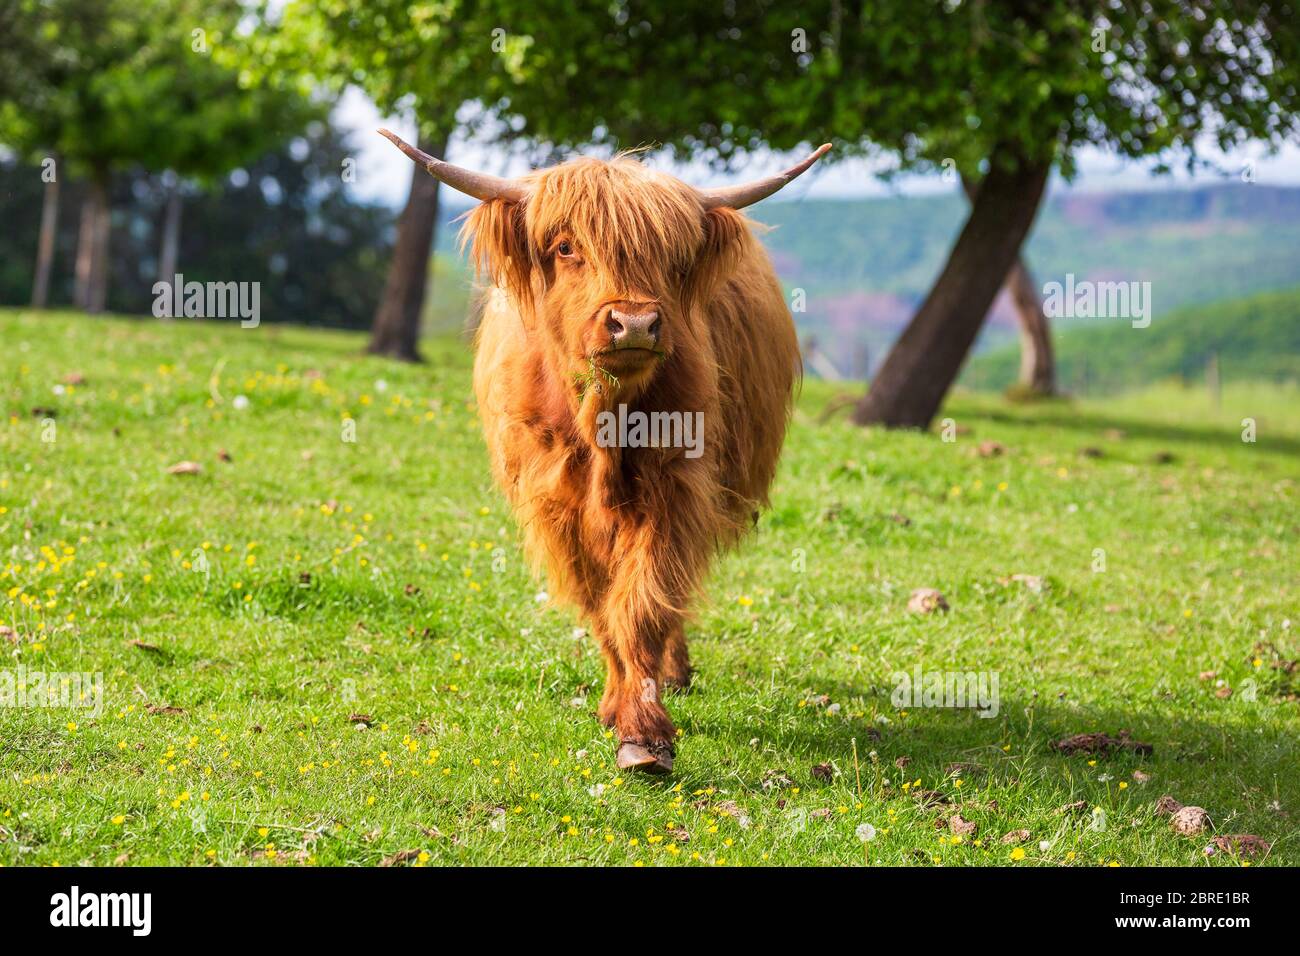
603, 609, 677, 773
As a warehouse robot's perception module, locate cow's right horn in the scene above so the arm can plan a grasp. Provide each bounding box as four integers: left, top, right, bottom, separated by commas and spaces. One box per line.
699, 143, 832, 210
378, 128, 527, 204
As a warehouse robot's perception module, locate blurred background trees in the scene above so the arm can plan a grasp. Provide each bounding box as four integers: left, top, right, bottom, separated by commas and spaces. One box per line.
0, 121, 392, 324
1, 0, 320, 312
268, 0, 515, 360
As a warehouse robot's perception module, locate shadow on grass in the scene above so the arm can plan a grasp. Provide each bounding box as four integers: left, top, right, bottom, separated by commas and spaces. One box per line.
676, 681, 1297, 857
974, 406, 1300, 460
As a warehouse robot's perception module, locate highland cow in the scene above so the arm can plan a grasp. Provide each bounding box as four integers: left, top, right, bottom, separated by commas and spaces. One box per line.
381, 128, 828, 772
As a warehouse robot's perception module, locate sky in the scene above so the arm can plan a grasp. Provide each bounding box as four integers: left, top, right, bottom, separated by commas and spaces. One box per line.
335, 86, 1300, 209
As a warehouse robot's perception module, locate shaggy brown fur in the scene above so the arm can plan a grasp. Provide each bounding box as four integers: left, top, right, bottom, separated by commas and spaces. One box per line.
465, 155, 800, 769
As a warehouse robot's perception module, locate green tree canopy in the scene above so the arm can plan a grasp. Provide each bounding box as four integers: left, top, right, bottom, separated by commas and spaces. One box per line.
451, 1, 1300, 426
2, 0, 320, 182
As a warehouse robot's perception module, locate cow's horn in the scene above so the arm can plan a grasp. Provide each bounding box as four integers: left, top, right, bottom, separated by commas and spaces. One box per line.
378, 128, 527, 203
699, 143, 832, 210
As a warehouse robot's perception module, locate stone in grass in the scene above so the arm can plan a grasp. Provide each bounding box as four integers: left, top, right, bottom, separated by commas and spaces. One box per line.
1154, 795, 1183, 815
1170, 806, 1212, 836
947, 814, 979, 838
1204, 834, 1270, 859
166, 460, 202, 475
1049, 730, 1154, 756
907, 588, 949, 614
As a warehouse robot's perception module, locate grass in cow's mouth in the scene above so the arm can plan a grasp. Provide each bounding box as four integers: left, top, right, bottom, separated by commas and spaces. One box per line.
573, 357, 619, 397
1, 307, 1296, 867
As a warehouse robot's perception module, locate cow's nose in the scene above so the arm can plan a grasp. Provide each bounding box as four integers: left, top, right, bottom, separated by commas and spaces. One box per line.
606, 308, 661, 350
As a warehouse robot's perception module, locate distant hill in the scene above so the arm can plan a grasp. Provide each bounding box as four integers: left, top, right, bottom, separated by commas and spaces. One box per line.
963, 286, 1300, 394
433, 183, 1300, 373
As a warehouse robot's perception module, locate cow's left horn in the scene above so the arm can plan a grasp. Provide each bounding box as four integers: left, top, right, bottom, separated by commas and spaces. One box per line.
699, 143, 832, 210
378, 128, 527, 204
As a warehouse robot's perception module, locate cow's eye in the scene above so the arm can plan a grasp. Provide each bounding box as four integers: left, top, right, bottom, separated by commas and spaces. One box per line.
556, 240, 574, 258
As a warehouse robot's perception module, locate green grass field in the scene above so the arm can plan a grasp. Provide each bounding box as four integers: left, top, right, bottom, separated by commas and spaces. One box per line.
1, 308, 1297, 867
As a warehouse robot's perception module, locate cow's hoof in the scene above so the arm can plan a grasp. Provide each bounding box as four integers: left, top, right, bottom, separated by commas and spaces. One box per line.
662, 669, 694, 695
616, 739, 674, 774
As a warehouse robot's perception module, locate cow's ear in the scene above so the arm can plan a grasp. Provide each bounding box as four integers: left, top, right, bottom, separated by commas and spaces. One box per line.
686, 206, 753, 308
461, 199, 533, 306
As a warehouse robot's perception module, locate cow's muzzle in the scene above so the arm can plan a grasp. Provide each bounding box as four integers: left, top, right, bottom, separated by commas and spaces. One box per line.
604, 307, 661, 351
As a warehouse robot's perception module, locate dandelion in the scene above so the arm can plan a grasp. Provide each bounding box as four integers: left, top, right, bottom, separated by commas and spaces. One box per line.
1010, 847, 1026, 861
856, 823, 877, 866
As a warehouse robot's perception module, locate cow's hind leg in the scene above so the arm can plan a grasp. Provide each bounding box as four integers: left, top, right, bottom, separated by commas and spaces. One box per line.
596, 643, 622, 728
660, 622, 693, 693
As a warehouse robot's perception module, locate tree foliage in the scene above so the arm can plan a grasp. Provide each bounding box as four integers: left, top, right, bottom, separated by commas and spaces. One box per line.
1, 0, 319, 182
461, 1, 1300, 180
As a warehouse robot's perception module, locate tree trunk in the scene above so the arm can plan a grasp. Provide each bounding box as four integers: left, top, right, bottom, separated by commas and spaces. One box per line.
1005, 258, 1055, 394
88, 175, 110, 313
31, 165, 60, 309
854, 148, 1050, 428
158, 178, 182, 298
74, 174, 111, 314
961, 175, 1055, 395
367, 135, 447, 362
73, 186, 96, 310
